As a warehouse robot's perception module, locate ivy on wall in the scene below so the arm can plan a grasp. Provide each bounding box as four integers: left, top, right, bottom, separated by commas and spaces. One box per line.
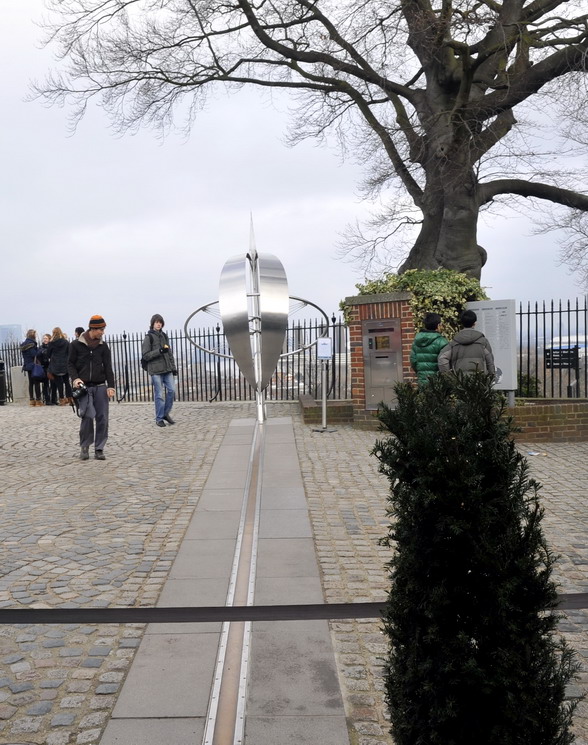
343, 269, 488, 337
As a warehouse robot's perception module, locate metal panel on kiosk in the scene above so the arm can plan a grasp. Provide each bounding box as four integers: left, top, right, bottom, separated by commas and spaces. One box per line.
362, 319, 402, 410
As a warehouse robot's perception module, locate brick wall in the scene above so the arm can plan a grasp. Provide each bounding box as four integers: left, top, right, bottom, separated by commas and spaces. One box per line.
331, 294, 588, 441
509, 400, 588, 442
344, 292, 416, 425
298, 394, 588, 441
299, 394, 354, 425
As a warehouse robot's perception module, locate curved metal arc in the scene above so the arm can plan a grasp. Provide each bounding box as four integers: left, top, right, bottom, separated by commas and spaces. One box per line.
183, 296, 331, 360
257, 252, 289, 390
279, 297, 330, 359
219, 253, 257, 389
183, 304, 233, 359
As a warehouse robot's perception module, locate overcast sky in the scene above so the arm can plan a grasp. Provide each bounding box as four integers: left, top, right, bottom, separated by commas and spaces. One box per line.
1, 2, 585, 340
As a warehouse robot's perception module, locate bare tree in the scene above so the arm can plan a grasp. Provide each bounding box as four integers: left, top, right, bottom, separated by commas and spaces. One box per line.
36, 0, 588, 278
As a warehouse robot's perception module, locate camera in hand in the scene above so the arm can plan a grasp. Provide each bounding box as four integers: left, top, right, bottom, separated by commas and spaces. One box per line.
72, 383, 88, 400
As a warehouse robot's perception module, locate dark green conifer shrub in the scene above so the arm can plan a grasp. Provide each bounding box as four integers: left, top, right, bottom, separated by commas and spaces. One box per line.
375, 373, 579, 745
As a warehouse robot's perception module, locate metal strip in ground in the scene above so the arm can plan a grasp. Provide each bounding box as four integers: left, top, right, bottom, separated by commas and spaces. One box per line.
203, 420, 265, 745
202, 421, 261, 745
233, 422, 265, 745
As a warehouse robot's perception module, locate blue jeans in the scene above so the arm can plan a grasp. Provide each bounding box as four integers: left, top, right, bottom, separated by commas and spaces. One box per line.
152, 372, 175, 422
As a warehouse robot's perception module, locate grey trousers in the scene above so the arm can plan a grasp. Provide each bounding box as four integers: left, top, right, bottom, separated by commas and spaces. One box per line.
78, 385, 109, 451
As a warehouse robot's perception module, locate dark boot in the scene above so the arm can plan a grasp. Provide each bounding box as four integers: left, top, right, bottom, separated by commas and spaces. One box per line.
80, 447, 89, 461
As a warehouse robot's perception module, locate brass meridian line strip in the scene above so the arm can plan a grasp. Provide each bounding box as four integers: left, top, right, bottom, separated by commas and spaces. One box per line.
204, 421, 264, 745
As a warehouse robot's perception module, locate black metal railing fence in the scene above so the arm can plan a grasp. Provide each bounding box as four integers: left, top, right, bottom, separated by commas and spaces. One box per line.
517, 298, 588, 398
4, 302, 587, 403
0, 318, 350, 404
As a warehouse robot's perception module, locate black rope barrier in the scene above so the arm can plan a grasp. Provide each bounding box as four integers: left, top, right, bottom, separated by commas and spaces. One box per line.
0, 593, 586, 625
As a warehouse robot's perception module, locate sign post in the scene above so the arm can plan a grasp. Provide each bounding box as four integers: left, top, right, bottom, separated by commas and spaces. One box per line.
315, 337, 334, 432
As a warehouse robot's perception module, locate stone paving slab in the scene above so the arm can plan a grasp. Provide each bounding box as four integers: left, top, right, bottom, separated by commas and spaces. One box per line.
110, 632, 220, 718
95, 717, 204, 745
244, 714, 350, 745
1, 401, 588, 744
99, 414, 348, 744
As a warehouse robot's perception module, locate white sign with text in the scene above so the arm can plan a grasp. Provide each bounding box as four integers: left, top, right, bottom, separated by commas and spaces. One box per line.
317, 337, 333, 360
465, 299, 517, 390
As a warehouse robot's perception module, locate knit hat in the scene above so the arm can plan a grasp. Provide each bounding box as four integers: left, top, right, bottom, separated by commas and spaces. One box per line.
88, 315, 107, 329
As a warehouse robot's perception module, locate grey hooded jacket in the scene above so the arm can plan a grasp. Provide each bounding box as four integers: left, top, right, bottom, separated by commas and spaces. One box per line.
141, 329, 177, 376
437, 328, 495, 375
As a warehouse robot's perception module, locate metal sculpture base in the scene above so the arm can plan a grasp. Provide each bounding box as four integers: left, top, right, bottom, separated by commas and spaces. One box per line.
255, 391, 266, 424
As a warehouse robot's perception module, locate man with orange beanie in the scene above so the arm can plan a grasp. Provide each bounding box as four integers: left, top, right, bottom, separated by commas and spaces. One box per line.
68, 315, 116, 461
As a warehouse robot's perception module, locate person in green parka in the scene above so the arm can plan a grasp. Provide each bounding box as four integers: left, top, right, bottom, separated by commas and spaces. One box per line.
410, 313, 449, 385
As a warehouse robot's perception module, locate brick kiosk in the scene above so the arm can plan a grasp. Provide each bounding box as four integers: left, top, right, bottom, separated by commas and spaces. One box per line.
344, 291, 416, 427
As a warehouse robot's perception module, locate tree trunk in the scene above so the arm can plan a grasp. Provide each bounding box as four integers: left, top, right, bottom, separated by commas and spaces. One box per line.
399, 164, 485, 278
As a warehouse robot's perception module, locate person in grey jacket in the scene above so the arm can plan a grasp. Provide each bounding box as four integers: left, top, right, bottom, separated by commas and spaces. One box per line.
142, 314, 177, 427
438, 310, 496, 376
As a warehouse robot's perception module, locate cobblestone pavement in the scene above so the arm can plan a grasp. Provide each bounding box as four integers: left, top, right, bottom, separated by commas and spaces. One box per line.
1, 401, 588, 744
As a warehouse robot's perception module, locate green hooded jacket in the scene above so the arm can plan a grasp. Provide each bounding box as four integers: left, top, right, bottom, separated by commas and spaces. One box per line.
410, 331, 449, 385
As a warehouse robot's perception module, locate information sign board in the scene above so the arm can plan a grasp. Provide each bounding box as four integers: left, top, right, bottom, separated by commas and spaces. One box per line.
317, 337, 333, 360
545, 347, 579, 370
465, 299, 517, 390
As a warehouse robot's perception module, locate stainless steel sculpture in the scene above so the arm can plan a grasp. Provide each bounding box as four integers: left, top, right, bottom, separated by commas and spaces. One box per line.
219, 249, 289, 395
184, 234, 328, 422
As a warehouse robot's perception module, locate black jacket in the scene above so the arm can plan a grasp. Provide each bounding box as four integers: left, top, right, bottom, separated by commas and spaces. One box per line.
47, 338, 71, 376
141, 329, 177, 375
40, 343, 50, 370
20, 339, 38, 372
68, 334, 115, 387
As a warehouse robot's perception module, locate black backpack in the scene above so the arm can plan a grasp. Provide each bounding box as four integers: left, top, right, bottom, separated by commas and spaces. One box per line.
141, 331, 156, 371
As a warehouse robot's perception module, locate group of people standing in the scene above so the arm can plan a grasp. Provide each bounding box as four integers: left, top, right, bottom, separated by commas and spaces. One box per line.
19, 307, 491, 458
410, 309, 496, 385
20, 314, 177, 461
20, 326, 83, 406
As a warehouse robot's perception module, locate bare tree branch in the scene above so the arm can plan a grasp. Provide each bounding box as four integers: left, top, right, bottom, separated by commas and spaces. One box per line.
34, 0, 588, 279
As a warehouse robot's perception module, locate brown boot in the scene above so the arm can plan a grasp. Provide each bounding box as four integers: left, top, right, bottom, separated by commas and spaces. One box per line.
29, 399, 36, 407
59, 398, 68, 406
35, 400, 44, 406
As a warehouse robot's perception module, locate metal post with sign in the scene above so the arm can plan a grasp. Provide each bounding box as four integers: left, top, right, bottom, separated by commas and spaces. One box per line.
314, 337, 334, 432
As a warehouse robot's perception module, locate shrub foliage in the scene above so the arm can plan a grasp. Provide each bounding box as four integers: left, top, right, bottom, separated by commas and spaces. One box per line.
374, 373, 578, 745
346, 268, 488, 336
